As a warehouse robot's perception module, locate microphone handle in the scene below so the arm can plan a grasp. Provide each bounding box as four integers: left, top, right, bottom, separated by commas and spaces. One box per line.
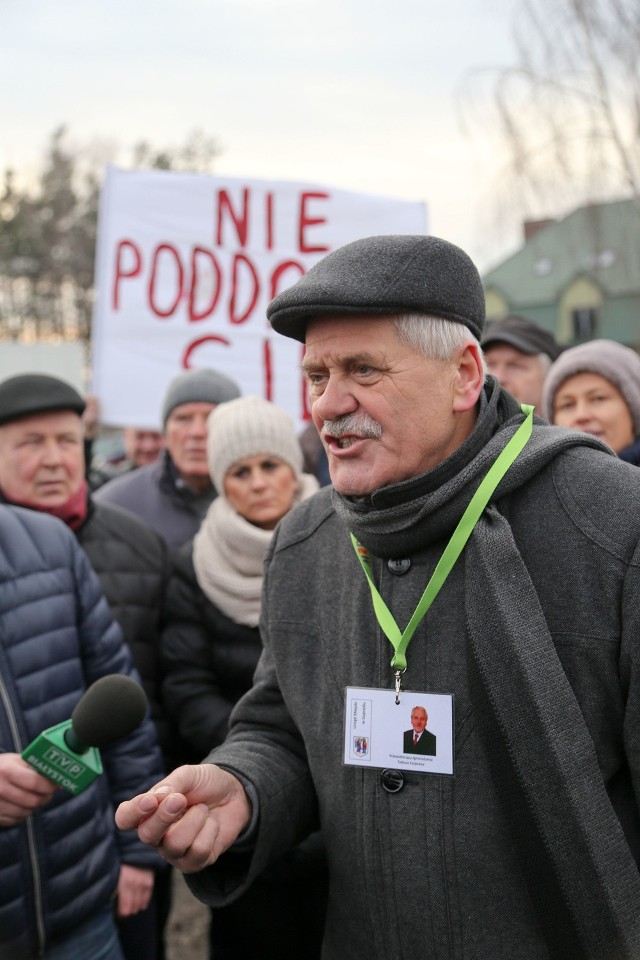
22, 720, 103, 795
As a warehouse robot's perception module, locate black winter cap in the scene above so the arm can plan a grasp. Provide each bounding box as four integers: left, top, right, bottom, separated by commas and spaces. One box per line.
267, 234, 486, 342
482, 315, 562, 361
0, 374, 85, 427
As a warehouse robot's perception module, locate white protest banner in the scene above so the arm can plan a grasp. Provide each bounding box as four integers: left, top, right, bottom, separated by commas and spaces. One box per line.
91, 166, 427, 428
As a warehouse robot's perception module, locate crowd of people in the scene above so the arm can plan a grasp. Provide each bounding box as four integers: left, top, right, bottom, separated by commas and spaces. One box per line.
2, 231, 640, 960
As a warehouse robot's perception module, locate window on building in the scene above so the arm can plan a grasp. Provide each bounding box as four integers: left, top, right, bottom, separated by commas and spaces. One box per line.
571, 308, 598, 341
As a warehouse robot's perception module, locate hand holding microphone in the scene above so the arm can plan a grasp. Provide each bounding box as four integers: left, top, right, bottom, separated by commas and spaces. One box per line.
0, 753, 59, 826
21, 674, 148, 796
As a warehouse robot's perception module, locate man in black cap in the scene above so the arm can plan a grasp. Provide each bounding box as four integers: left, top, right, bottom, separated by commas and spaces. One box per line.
117, 235, 640, 960
482, 314, 562, 413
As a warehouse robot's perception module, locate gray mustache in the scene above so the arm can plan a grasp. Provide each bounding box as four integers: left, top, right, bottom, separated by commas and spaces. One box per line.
322, 413, 382, 441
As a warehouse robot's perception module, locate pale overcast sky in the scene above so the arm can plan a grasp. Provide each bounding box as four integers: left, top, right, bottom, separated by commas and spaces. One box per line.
1, 0, 522, 271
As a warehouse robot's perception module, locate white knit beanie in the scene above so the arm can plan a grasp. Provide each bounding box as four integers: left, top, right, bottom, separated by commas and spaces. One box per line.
542, 339, 640, 435
207, 395, 304, 493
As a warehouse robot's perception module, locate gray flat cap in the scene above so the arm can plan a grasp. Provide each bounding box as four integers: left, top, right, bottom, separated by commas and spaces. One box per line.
483, 314, 562, 361
267, 234, 486, 342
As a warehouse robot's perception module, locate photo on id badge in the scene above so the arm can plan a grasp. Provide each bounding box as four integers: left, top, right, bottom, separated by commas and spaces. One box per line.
343, 687, 454, 774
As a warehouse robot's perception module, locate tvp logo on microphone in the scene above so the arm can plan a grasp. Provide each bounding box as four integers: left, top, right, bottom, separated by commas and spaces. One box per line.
22, 721, 103, 795
21, 674, 148, 795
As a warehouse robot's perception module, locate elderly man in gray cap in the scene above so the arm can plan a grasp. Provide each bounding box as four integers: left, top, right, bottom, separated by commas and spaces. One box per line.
117, 235, 640, 960
96, 367, 240, 555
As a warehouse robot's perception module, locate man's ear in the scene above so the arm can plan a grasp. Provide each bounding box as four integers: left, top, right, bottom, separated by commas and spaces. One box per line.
452, 342, 485, 412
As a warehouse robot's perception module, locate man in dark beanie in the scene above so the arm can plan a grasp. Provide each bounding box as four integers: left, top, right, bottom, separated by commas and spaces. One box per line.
0, 371, 169, 960
117, 235, 640, 960
96, 367, 241, 555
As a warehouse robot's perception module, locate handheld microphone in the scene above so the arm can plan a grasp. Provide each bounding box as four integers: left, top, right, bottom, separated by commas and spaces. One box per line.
22, 674, 148, 795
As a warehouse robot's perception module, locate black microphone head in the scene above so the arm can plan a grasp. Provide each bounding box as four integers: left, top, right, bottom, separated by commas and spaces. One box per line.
70, 675, 148, 749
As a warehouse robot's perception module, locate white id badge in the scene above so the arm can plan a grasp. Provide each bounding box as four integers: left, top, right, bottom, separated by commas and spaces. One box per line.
343, 687, 454, 775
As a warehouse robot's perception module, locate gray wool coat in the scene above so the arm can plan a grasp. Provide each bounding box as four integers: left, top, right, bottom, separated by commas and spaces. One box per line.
189, 387, 640, 960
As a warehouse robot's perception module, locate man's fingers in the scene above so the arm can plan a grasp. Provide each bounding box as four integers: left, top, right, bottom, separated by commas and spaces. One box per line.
115, 767, 213, 832
150, 802, 207, 856
162, 805, 222, 873
115, 765, 250, 870
20, 769, 59, 798
0, 755, 59, 800
115, 787, 172, 830
115, 795, 154, 830
135, 792, 188, 847
0, 780, 57, 818
0, 800, 32, 826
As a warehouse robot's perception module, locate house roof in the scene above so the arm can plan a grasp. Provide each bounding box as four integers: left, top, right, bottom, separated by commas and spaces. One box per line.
482, 198, 640, 306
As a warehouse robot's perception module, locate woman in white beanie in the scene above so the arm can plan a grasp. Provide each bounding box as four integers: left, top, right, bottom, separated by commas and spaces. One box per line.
542, 339, 640, 465
161, 396, 325, 960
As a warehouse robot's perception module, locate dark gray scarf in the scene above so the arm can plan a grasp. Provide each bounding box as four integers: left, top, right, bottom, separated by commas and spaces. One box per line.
333, 379, 640, 959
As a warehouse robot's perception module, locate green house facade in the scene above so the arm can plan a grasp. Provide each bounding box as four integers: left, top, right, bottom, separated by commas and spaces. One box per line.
482, 198, 640, 349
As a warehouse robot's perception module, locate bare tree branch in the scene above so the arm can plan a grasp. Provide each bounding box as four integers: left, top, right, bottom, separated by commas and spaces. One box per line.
461, 0, 640, 232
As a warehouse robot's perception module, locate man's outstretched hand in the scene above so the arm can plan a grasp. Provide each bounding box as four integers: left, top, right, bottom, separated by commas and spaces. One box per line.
115, 764, 252, 874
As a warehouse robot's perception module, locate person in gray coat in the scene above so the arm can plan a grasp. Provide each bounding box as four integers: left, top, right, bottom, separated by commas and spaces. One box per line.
117, 235, 640, 960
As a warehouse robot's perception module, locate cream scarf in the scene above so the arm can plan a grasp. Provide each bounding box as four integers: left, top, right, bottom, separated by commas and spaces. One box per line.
192, 473, 319, 626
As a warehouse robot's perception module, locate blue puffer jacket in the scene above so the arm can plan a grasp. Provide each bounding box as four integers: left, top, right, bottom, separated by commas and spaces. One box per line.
0, 506, 164, 960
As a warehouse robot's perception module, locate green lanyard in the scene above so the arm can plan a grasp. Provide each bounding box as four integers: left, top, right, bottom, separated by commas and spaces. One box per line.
350, 405, 534, 689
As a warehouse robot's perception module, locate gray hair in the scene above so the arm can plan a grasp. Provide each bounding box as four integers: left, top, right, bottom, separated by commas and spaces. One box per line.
392, 313, 487, 376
